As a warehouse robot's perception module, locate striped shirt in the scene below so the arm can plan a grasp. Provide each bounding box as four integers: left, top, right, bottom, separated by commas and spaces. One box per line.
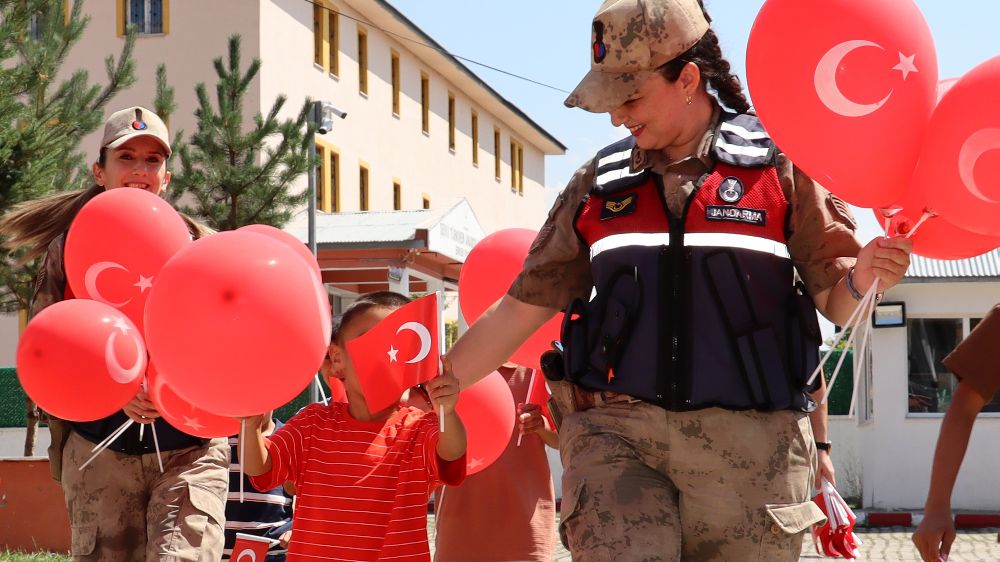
249, 402, 465, 561
223, 421, 293, 561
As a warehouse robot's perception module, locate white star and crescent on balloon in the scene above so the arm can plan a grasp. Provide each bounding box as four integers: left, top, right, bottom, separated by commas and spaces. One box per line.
814, 41, 919, 118
182, 415, 206, 432
133, 275, 154, 293
112, 316, 132, 335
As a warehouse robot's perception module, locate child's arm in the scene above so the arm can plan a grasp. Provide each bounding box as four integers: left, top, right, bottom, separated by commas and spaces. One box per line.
239, 413, 273, 477
912, 382, 986, 562
425, 355, 467, 461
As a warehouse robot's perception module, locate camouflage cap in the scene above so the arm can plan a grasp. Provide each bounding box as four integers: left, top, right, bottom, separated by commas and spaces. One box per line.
565, 0, 710, 113
101, 106, 171, 157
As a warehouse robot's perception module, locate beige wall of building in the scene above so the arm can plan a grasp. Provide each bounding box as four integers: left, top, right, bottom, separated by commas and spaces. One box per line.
59, 0, 559, 233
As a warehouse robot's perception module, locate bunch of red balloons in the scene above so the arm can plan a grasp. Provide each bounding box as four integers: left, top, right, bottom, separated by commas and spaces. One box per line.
17, 189, 331, 430
748, 0, 1000, 259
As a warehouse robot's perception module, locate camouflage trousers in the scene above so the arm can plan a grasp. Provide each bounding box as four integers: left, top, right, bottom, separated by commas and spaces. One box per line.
61, 430, 230, 562
558, 397, 826, 562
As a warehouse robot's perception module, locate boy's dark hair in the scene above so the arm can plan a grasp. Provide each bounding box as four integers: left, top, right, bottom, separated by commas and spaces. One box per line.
332, 291, 412, 343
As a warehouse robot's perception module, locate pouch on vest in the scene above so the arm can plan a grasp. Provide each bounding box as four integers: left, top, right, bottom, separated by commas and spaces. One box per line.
561, 298, 589, 383
587, 268, 642, 383
703, 249, 794, 409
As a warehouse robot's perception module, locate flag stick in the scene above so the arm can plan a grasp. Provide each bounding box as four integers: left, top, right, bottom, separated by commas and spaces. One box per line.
316, 373, 329, 405
437, 290, 446, 434
821, 285, 877, 406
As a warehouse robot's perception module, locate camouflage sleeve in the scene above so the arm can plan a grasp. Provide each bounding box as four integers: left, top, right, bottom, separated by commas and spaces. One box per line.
778, 153, 862, 297
28, 236, 67, 320
507, 162, 595, 310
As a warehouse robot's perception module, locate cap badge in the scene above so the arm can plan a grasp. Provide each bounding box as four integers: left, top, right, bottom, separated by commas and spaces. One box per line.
592, 21, 607, 64
131, 120, 147, 131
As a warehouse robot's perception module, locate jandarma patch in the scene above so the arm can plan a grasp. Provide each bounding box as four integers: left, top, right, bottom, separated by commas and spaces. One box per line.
706, 205, 766, 226
600, 193, 637, 220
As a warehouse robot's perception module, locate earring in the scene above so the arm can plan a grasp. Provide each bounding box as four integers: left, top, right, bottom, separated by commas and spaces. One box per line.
686, 94, 693, 105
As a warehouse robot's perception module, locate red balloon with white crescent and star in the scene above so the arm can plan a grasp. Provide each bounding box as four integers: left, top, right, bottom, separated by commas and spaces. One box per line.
747, 0, 937, 208
16, 299, 145, 421
147, 361, 240, 438
65, 188, 191, 334
920, 56, 1000, 236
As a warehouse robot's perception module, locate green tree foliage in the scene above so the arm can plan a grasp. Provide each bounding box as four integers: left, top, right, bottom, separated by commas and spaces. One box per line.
171, 34, 316, 231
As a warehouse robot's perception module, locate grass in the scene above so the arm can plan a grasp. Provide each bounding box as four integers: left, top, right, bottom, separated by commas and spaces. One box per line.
0, 552, 71, 561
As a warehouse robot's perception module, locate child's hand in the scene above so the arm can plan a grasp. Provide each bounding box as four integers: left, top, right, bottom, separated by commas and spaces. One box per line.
517, 402, 548, 436
237, 414, 270, 433
425, 355, 460, 416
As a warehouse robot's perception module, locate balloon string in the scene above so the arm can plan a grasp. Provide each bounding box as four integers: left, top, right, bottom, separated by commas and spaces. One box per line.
806, 281, 874, 387
848, 288, 878, 418
239, 419, 246, 503
150, 422, 164, 473
905, 210, 937, 239
80, 419, 134, 470
90, 418, 133, 452
820, 285, 878, 406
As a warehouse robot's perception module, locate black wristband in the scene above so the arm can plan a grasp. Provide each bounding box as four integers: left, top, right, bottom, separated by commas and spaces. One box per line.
815, 441, 832, 452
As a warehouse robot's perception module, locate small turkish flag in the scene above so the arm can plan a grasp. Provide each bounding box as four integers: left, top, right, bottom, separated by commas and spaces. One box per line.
525, 368, 555, 430
347, 293, 440, 412
231, 533, 273, 561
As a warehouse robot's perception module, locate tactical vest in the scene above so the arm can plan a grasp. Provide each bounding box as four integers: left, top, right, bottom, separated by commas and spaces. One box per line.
561, 112, 821, 412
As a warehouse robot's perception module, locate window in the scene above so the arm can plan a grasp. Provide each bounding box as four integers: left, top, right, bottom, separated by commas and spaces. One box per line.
393, 180, 402, 211
316, 143, 340, 213
907, 317, 1000, 414
420, 72, 430, 134
313, 3, 323, 66
391, 51, 400, 115
359, 164, 369, 211
510, 140, 524, 194
448, 93, 456, 151
357, 28, 368, 94
493, 127, 501, 180
328, 7, 339, 76
422, 193, 431, 209
471, 111, 479, 166
118, 0, 168, 36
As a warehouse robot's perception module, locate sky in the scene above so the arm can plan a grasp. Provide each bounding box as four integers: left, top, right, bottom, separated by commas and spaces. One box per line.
387, 0, 1000, 244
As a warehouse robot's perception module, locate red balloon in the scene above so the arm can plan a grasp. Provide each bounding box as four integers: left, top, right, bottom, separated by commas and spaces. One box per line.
17, 299, 145, 421
238, 224, 331, 342
147, 362, 240, 438
747, 0, 937, 208
65, 189, 191, 333
921, 57, 1000, 236
454, 370, 515, 476
144, 231, 328, 417
459, 229, 562, 369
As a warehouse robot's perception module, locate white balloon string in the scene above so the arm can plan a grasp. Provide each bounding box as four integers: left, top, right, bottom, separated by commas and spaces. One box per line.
821, 285, 877, 406
150, 422, 164, 473
239, 419, 246, 503
806, 282, 873, 387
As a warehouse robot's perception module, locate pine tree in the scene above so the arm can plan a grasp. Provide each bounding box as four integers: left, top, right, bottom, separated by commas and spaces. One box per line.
0, 0, 137, 313
171, 34, 316, 231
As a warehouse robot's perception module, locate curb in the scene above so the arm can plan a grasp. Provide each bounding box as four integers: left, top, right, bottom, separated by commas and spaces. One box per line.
861, 511, 1000, 529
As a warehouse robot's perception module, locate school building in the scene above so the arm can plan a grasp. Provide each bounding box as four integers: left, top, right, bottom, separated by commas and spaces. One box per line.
0, 0, 566, 365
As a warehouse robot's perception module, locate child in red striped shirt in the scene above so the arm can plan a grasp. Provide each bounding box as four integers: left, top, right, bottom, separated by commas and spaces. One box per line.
241, 291, 467, 562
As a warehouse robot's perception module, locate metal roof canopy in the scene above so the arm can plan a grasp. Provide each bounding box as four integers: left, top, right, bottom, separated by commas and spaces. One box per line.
285, 199, 486, 295
903, 249, 1000, 282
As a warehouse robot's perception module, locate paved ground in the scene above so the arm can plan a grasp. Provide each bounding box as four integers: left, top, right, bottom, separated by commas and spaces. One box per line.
427, 516, 1000, 561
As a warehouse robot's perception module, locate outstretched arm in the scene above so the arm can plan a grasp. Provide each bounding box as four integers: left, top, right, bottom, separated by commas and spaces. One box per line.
448, 295, 557, 389
238, 414, 273, 477
912, 382, 985, 562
